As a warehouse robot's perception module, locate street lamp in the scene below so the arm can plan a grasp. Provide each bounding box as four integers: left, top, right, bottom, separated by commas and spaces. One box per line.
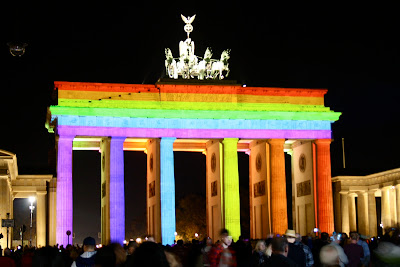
29, 196, 35, 247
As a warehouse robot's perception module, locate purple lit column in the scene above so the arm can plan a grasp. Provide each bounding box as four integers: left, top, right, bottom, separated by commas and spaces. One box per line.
160, 137, 176, 245
56, 135, 74, 246
109, 137, 126, 245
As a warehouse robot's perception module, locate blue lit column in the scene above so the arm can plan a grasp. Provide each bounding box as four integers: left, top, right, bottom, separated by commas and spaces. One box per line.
160, 137, 176, 245
109, 137, 125, 245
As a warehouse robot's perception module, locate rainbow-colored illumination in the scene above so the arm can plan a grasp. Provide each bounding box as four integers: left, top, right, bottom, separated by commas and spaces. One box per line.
50, 81, 341, 245
50, 82, 340, 139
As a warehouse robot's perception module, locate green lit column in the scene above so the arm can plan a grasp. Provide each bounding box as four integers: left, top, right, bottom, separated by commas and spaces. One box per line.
222, 138, 241, 241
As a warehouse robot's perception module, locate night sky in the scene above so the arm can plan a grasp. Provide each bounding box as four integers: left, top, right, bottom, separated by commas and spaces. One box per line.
1, 4, 399, 243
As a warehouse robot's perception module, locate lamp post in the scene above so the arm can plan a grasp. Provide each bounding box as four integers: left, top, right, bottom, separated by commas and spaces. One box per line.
29, 196, 35, 247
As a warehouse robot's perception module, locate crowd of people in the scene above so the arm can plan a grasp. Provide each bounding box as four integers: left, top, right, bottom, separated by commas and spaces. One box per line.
1, 227, 400, 267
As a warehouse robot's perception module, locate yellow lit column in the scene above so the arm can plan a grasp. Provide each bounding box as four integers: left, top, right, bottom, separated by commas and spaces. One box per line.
268, 139, 287, 235
48, 178, 57, 246
222, 138, 241, 241
368, 190, 377, 237
348, 193, 357, 232
390, 186, 397, 226
396, 185, 400, 228
357, 191, 369, 236
340, 192, 350, 234
381, 187, 391, 232
36, 192, 46, 247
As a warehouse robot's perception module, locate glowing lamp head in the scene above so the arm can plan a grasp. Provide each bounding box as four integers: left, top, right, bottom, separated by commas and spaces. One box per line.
29, 196, 36, 203
136, 238, 142, 243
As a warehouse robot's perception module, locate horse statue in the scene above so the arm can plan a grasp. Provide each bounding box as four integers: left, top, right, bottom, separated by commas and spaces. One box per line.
165, 48, 178, 79
211, 49, 230, 80
198, 47, 213, 80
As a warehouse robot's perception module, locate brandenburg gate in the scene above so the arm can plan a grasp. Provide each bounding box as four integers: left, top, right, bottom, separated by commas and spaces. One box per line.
48, 80, 341, 246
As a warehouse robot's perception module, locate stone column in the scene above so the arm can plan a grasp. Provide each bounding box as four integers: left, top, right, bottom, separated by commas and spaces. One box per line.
314, 139, 334, 234
222, 138, 241, 241
146, 139, 161, 243
368, 190, 377, 237
268, 139, 287, 235
348, 193, 357, 232
56, 135, 74, 246
205, 140, 223, 241
101, 138, 111, 245
48, 178, 57, 246
357, 191, 369, 236
109, 137, 126, 245
36, 192, 46, 247
381, 187, 391, 232
160, 137, 176, 245
340, 192, 350, 234
396, 185, 400, 228
389, 186, 397, 227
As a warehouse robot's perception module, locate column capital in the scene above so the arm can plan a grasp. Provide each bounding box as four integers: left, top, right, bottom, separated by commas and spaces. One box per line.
222, 138, 239, 144
267, 139, 285, 145
160, 137, 176, 144
356, 191, 367, 196
110, 136, 126, 142
57, 135, 75, 142
314, 139, 332, 145
368, 189, 378, 194
339, 190, 349, 195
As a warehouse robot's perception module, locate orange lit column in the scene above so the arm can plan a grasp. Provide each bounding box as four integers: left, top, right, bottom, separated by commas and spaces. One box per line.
268, 139, 288, 235
315, 139, 334, 234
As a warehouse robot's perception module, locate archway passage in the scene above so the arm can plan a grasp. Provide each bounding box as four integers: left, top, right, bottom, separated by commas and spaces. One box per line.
124, 151, 147, 240
174, 151, 206, 242
73, 151, 101, 245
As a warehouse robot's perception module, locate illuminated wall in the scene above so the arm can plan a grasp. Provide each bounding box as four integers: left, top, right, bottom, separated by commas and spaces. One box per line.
50, 81, 341, 245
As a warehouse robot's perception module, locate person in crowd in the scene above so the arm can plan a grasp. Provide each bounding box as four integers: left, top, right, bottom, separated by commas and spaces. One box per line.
0, 248, 16, 267
233, 236, 252, 267
124, 241, 138, 266
250, 240, 268, 267
265, 235, 273, 258
173, 239, 187, 266
327, 233, 348, 267
127, 241, 170, 267
343, 232, 363, 267
319, 245, 340, 267
284, 229, 306, 267
201, 237, 213, 266
209, 228, 236, 267
295, 233, 313, 267
312, 232, 330, 267
95, 245, 116, 267
109, 243, 126, 266
71, 236, 97, 267
356, 233, 370, 267
264, 236, 296, 267
21, 247, 34, 267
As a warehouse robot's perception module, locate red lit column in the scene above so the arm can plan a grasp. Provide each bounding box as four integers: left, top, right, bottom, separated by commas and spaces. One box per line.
268, 139, 288, 235
315, 139, 334, 234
